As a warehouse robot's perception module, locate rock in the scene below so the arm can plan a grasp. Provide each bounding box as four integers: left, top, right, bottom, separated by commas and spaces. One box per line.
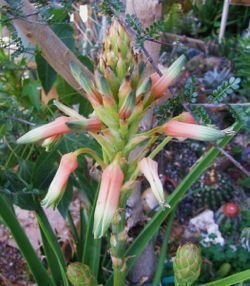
128, 241, 156, 285
186, 210, 224, 246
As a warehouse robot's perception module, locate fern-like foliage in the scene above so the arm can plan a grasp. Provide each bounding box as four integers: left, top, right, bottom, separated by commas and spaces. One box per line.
191, 106, 212, 125
99, 0, 125, 16
208, 77, 241, 103
125, 14, 164, 47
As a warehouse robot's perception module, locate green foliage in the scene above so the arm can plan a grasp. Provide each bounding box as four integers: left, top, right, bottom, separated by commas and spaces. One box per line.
200, 243, 250, 283
231, 36, 250, 100
208, 77, 241, 103
125, 14, 164, 47
35, 50, 57, 94
163, 3, 183, 34
99, 0, 125, 16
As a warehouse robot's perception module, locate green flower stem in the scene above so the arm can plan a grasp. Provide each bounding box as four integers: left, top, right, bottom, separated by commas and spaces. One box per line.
74, 147, 105, 169
81, 183, 102, 278
149, 136, 172, 159
138, 126, 162, 137
35, 206, 69, 286
0, 195, 54, 286
110, 208, 127, 286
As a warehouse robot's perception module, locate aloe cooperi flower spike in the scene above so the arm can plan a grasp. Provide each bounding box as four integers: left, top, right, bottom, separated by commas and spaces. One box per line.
15, 19, 237, 286
41, 152, 78, 208
93, 160, 124, 239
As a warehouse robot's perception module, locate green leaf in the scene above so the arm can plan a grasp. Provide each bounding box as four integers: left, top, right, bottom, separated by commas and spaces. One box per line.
79, 55, 95, 73
40, 229, 62, 285
201, 269, 250, 286
36, 51, 57, 94
55, 75, 93, 116
22, 79, 41, 110
0, 194, 54, 285
52, 23, 74, 51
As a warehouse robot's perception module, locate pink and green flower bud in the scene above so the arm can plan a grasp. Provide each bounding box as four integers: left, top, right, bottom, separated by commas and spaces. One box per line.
138, 157, 168, 207
99, 56, 106, 74
136, 78, 152, 103
17, 116, 73, 144
66, 117, 102, 132
116, 53, 127, 80
93, 161, 124, 238
70, 62, 94, 95
95, 69, 113, 98
162, 120, 232, 141
118, 75, 132, 108
104, 67, 120, 97
119, 91, 135, 120
136, 78, 152, 105
70, 62, 102, 107
105, 51, 117, 70
173, 243, 202, 285
151, 55, 186, 99
41, 152, 78, 208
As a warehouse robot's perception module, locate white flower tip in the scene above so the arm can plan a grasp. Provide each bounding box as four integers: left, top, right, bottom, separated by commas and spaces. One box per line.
224, 127, 235, 136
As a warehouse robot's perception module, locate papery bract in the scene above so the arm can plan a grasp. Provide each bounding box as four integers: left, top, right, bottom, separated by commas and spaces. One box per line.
41, 152, 78, 208
93, 161, 124, 239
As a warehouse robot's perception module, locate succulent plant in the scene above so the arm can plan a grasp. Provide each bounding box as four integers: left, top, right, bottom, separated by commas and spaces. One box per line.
202, 67, 231, 91
173, 243, 202, 286
215, 202, 241, 238
192, 170, 234, 212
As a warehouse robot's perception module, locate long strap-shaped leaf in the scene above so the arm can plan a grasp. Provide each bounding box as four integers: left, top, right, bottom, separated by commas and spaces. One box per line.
0, 195, 54, 286
106, 121, 241, 285
201, 269, 250, 286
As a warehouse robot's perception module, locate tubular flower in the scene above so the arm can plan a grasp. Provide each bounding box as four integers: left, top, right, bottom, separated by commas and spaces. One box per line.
151, 55, 186, 99
93, 161, 124, 239
162, 120, 231, 141
17, 116, 73, 144
41, 152, 78, 208
138, 157, 167, 207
